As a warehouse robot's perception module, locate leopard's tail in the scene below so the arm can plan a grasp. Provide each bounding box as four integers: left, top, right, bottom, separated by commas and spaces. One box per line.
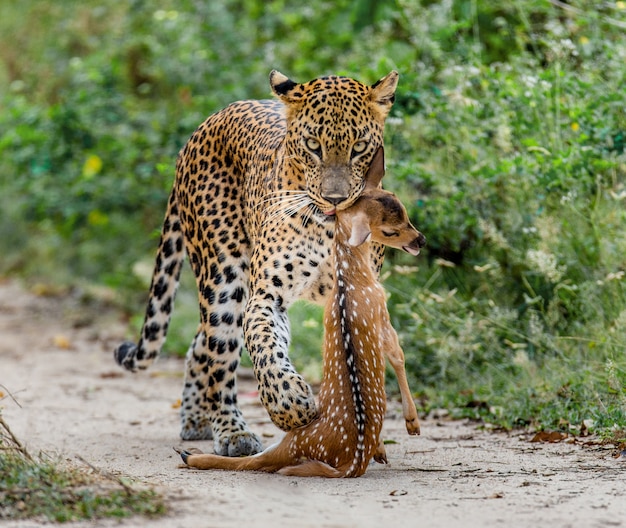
114, 190, 185, 372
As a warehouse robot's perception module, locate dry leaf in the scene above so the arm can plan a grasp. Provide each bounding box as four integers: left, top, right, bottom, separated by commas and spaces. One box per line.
31, 283, 63, 297
99, 372, 123, 379
580, 419, 594, 437
172, 399, 182, 409
530, 431, 568, 443
53, 334, 72, 349
389, 490, 408, 496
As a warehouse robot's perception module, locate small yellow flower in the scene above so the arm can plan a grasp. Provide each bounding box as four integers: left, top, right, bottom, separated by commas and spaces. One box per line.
87, 209, 109, 226
579, 36, 589, 45
571, 122, 580, 132
83, 154, 103, 178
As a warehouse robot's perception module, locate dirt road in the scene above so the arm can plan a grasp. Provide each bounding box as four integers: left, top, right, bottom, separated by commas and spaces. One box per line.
1, 279, 624, 528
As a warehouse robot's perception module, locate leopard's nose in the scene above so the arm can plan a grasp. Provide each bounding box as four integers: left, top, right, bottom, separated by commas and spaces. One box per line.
323, 195, 348, 206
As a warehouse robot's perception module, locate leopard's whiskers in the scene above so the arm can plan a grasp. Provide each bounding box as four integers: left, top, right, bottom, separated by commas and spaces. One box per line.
196, 190, 303, 219
270, 201, 310, 223
300, 203, 318, 226
259, 189, 308, 206
263, 191, 312, 225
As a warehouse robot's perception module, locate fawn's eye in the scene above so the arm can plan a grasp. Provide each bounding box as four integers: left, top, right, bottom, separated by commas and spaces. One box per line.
352, 140, 368, 157
305, 137, 321, 153
382, 230, 399, 237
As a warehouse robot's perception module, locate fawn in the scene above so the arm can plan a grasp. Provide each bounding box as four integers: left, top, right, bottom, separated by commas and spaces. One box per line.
176, 147, 425, 477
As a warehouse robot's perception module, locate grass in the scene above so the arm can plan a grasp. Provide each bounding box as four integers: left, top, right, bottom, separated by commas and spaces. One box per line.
0, 412, 165, 523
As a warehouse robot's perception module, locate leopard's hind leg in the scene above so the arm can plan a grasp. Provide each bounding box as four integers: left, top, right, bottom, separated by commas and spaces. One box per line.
179, 248, 263, 454
176, 145, 262, 456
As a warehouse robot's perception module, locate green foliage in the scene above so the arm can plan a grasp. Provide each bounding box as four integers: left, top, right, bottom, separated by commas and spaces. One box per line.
380, 1, 626, 431
0, 449, 165, 522
1, 0, 625, 433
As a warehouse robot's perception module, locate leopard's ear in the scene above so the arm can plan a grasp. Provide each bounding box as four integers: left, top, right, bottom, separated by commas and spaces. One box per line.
364, 146, 385, 189
369, 71, 399, 117
348, 210, 372, 247
270, 70, 304, 103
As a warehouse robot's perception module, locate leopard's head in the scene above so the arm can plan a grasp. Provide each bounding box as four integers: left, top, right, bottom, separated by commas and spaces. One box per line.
270, 70, 398, 219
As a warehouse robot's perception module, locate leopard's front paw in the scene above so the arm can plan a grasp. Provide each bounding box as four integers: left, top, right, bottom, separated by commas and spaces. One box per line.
214, 431, 263, 457
260, 371, 318, 431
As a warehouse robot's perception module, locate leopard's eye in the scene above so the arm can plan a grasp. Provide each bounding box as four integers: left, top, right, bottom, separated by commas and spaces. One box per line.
305, 137, 321, 153
382, 230, 399, 237
352, 140, 368, 156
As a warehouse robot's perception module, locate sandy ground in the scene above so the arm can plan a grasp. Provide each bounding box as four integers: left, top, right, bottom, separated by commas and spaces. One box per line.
1, 278, 625, 528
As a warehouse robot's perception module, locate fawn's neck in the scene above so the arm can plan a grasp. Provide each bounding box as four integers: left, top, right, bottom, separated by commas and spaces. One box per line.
332, 218, 377, 285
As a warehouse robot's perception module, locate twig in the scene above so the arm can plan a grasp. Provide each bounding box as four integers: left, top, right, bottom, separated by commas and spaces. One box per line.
0, 384, 23, 407
0, 415, 34, 462
75, 454, 134, 495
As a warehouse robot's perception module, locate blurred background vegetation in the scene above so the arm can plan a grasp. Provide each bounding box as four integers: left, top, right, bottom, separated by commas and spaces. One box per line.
1, 0, 625, 434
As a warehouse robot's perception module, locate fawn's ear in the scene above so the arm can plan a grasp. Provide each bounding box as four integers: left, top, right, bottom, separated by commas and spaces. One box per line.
270, 70, 305, 104
348, 211, 372, 247
369, 71, 399, 117
364, 146, 385, 189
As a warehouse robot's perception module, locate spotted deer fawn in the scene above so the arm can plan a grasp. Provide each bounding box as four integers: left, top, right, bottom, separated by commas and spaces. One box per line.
176, 148, 425, 477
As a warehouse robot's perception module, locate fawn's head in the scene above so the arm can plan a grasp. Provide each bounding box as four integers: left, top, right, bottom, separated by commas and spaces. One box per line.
339, 147, 426, 255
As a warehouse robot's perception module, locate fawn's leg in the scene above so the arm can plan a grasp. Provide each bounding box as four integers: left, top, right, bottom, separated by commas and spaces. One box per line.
278, 461, 343, 478
384, 326, 420, 435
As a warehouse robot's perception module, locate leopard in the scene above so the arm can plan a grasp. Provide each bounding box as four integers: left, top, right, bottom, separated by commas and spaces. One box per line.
114, 69, 400, 457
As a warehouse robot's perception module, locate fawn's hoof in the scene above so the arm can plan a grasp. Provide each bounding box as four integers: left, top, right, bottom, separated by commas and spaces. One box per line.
173, 447, 190, 464
406, 417, 421, 436
174, 446, 203, 465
